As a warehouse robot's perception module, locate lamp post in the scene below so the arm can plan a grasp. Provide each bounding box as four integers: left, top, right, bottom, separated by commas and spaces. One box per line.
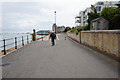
54, 11, 57, 33
55, 11, 56, 24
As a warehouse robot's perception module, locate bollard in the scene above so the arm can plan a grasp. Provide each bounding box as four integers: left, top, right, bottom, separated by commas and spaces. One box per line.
65, 37, 66, 40
32, 29, 37, 41
3, 39, 6, 55
22, 36, 24, 46
27, 35, 29, 44
15, 37, 17, 49
42, 37, 43, 41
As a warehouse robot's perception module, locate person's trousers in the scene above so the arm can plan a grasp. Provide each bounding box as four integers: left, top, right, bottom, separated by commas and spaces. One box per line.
51, 38, 55, 46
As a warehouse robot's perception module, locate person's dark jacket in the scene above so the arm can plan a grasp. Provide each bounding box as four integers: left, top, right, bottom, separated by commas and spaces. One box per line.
50, 33, 56, 39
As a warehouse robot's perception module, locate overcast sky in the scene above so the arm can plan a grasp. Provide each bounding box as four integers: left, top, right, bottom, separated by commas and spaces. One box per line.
0, 0, 119, 33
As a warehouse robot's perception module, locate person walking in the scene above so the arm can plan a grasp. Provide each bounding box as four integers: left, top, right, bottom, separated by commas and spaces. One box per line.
49, 31, 56, 46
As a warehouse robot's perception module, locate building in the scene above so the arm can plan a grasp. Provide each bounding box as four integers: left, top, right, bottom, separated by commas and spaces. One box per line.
37, 30, 51, 34
57, 26, 65, 32
75, 1, 119, 27
79, 11, 85, 27
84, 8, 93, 25
90, 17, 109, 30
94, 1, 119, 15
52, 23, 57, 33
75, 8, 92, 27
75, 16, 81, 27
75, 11, 85, 27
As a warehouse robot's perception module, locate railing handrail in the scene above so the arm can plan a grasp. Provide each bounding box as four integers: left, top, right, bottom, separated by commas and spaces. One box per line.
0, 33, 46, 55
5, 38, 14, 41
0, 35, 29, 42
0, 36, 24, 47
0, 35, 32, 55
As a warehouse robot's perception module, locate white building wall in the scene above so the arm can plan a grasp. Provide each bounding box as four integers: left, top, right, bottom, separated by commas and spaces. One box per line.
84, 8, 92, 25
94, 1, 119, 14
75, 1, 119, 27
80, 11, 84, 26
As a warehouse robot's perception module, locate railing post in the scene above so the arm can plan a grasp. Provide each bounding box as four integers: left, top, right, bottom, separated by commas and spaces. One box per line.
42, 37, 43, 41
22, 36, 24, 46
15, 37, 17, 49
32, 29, 36, 41
3, 39, 6, 55
27, 35, 29, 44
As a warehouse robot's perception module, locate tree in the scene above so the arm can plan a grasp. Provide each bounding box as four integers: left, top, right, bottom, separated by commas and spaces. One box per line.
101, 7, 120, 29
87, 5, 100, 29
88, 12, 100, 29
64, 27, 71, 32
115, 1, 120, 8
113, 2, 120, 29
101, 7, 115, 20
91, 5, 97, 13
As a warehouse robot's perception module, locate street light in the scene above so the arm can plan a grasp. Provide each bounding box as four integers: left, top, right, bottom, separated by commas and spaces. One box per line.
54, 11, 57, 33
54, 11, 56, 24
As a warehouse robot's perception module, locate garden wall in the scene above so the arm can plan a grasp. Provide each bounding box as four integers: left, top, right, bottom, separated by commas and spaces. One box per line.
67, 30, 120, 58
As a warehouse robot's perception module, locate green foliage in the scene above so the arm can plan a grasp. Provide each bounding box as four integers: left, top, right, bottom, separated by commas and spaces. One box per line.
69, 25, 89, 34
91, 5, 97, 13
111, 13, 120, 29
70, 27, 78, 33
101, 7, 115, 21
101, 7, 120, 29
64, 27, 71, 32
87, 3, 120, 30
87, 5, 100, 29
115, 1, 120, 8
76, 27, 82, 32
88, 12, 100, 22
88, 12, 100, 29
81, 24, 89, 30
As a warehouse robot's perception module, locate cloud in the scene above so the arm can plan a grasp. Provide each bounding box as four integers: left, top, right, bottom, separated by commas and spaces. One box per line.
1, 0, 119, 33
0, 3, 2, 33
2, 2, 55, 32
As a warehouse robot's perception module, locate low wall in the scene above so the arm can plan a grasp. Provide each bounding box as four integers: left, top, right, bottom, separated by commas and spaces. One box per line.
67, 33, 80, 43
67, 30, 120, 58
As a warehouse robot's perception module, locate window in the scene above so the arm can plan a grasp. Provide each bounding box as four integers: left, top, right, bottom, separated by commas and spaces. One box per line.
98, 2, 104, 5
97, 6, 101, 11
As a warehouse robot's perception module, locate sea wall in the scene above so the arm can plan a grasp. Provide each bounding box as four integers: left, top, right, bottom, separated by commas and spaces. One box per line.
67, 30, 120, 58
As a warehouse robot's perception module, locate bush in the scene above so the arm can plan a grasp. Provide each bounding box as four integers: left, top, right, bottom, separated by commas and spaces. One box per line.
69, 25, 89, 35
77, 24, 89, 31
64, 27, 71, 32
76, 27, 82, 32
70, 27, 78, 34
81, 24, 89, 30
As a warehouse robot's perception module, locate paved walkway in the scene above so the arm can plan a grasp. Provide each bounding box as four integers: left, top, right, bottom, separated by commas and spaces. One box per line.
2, 33, 118, 78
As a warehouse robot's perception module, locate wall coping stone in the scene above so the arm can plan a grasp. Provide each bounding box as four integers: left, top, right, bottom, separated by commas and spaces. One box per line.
81, 30, 120, 33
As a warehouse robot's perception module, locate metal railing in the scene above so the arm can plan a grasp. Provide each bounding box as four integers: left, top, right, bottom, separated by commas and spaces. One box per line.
0, 35, 32, 55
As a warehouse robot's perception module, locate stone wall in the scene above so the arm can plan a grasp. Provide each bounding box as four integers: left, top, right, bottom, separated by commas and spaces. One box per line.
67, 30, 120, 58
67, 33, 80, 43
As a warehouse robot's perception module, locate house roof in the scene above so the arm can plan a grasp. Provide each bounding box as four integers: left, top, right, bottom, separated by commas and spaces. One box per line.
91, 17, 108, 22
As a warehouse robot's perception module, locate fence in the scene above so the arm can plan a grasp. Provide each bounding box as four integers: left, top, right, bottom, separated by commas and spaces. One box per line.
0, 35, 32, 55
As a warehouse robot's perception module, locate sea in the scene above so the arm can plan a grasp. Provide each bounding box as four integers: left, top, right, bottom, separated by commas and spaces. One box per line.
0, 33, 42, 51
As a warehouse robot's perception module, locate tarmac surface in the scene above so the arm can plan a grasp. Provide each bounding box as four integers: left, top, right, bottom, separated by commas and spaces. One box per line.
2, 33, 118, 78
